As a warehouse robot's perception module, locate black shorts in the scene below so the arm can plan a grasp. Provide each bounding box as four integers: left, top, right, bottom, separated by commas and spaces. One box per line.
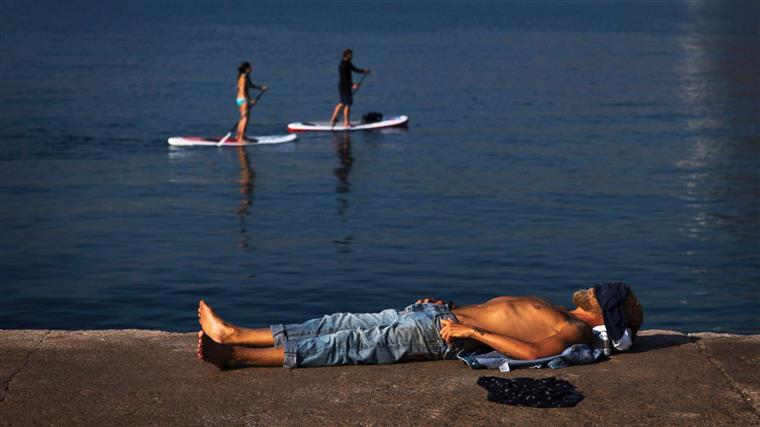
339, 84, 353, 106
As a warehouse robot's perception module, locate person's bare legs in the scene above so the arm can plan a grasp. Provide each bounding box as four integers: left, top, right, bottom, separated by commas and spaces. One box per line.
329, 102, 344, 126
343, 105, 351, 127
235, 103, 250, 142
197, 331, 284, 368
198, 300, 275, 347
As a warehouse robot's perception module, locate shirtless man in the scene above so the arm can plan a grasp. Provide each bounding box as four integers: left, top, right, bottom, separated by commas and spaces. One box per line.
196, 286, 643, 369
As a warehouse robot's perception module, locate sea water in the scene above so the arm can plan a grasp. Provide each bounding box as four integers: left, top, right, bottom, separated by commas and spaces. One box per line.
1, 1, 758, 333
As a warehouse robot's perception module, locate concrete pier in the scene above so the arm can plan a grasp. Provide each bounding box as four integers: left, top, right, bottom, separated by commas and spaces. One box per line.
1, 329, 758, 425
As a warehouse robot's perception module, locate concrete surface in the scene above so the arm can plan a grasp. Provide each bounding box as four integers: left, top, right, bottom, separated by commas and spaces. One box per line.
1, 329, 758, 426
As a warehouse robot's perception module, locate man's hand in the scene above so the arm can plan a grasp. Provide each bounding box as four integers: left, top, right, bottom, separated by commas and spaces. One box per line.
352, 83, 359, 90
261, 85, 268, 91
439, 319, 474, 343
415, 298, 446, 305
364, 68, 370, 74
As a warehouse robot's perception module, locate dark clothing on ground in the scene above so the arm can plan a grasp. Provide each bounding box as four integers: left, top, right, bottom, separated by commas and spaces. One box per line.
477, 376, 584, 408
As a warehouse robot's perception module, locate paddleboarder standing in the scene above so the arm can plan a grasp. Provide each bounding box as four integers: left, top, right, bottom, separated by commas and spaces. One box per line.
329, 49, 370, 127
236, 62, 267, 142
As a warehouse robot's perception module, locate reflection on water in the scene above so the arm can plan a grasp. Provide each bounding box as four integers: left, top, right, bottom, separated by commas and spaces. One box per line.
333, 131, 353, 215
676, 1, 760, 242
235, 146, 255, 249
333, 132, 354, 250
1, 1, 758, 333
333, 132, 353, 197
670, 1, 760, 327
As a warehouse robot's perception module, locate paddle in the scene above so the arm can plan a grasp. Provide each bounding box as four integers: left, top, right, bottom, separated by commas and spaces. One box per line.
217, 90, 266, 146
352, 72, 369, 95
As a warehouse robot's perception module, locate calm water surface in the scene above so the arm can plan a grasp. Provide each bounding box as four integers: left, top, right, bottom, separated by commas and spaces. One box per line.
1, 1, 758, 333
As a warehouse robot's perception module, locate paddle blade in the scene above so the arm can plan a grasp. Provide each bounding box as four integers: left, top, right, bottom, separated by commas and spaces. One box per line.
217, 132, 232, 146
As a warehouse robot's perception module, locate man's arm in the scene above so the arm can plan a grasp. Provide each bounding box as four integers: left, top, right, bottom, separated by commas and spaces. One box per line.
414, 298, 456, 308
350, 63, 368, 74
439, 320, 584, 360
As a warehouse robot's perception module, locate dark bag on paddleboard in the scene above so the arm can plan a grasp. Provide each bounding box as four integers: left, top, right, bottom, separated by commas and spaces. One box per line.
362, 112, 383, 123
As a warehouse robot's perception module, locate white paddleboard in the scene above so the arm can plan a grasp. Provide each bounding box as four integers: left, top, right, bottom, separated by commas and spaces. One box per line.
168, 134, 297, 147
287, 115, 408, 132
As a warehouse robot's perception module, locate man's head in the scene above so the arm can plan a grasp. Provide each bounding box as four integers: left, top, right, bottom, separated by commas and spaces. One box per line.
572, 286, 644, 336
342, 49, 353, 61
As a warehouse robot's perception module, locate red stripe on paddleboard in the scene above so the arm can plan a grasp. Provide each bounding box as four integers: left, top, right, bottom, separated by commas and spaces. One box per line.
181, 137, 242, 142
287, 120, 408, 132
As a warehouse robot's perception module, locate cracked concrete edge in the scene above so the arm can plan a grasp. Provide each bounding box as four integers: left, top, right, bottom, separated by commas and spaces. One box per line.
690, 335, 760, 421
0, 330, 50, 403
1, 329, 757, 407
690, 332, 760, 339
639, 329, 688, 336
620, 328, 760, 420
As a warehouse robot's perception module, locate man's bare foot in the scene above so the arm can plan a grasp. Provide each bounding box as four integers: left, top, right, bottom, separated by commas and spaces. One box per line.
198, 300, 237, 344
197, 331, 235, 368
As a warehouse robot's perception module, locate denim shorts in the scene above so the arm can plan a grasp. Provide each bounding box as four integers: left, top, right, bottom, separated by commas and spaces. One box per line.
271, 303, 459, 368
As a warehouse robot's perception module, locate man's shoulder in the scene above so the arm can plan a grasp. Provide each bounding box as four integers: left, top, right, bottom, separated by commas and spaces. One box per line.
563, 318, 593, 344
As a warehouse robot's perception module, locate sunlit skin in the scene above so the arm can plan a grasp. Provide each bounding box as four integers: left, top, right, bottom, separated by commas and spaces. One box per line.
196, 288, 604, 368
235, 65, 267, 142
329, 100, 352, 128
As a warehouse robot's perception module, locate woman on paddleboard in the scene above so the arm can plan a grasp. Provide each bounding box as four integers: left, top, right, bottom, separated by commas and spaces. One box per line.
329, 49, 370, 127
236, 62, 267, 142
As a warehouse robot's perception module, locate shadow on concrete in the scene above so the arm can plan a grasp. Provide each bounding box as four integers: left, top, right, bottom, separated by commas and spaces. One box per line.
629, 333, 696, 353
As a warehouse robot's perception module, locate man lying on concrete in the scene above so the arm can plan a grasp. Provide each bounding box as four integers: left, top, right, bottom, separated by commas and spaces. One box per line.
196, 283, 643, 369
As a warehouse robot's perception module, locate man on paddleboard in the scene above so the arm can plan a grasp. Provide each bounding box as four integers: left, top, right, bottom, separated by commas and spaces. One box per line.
236, 62, 268, 142
329, 49, 370, 128
196, 283, 643, 369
